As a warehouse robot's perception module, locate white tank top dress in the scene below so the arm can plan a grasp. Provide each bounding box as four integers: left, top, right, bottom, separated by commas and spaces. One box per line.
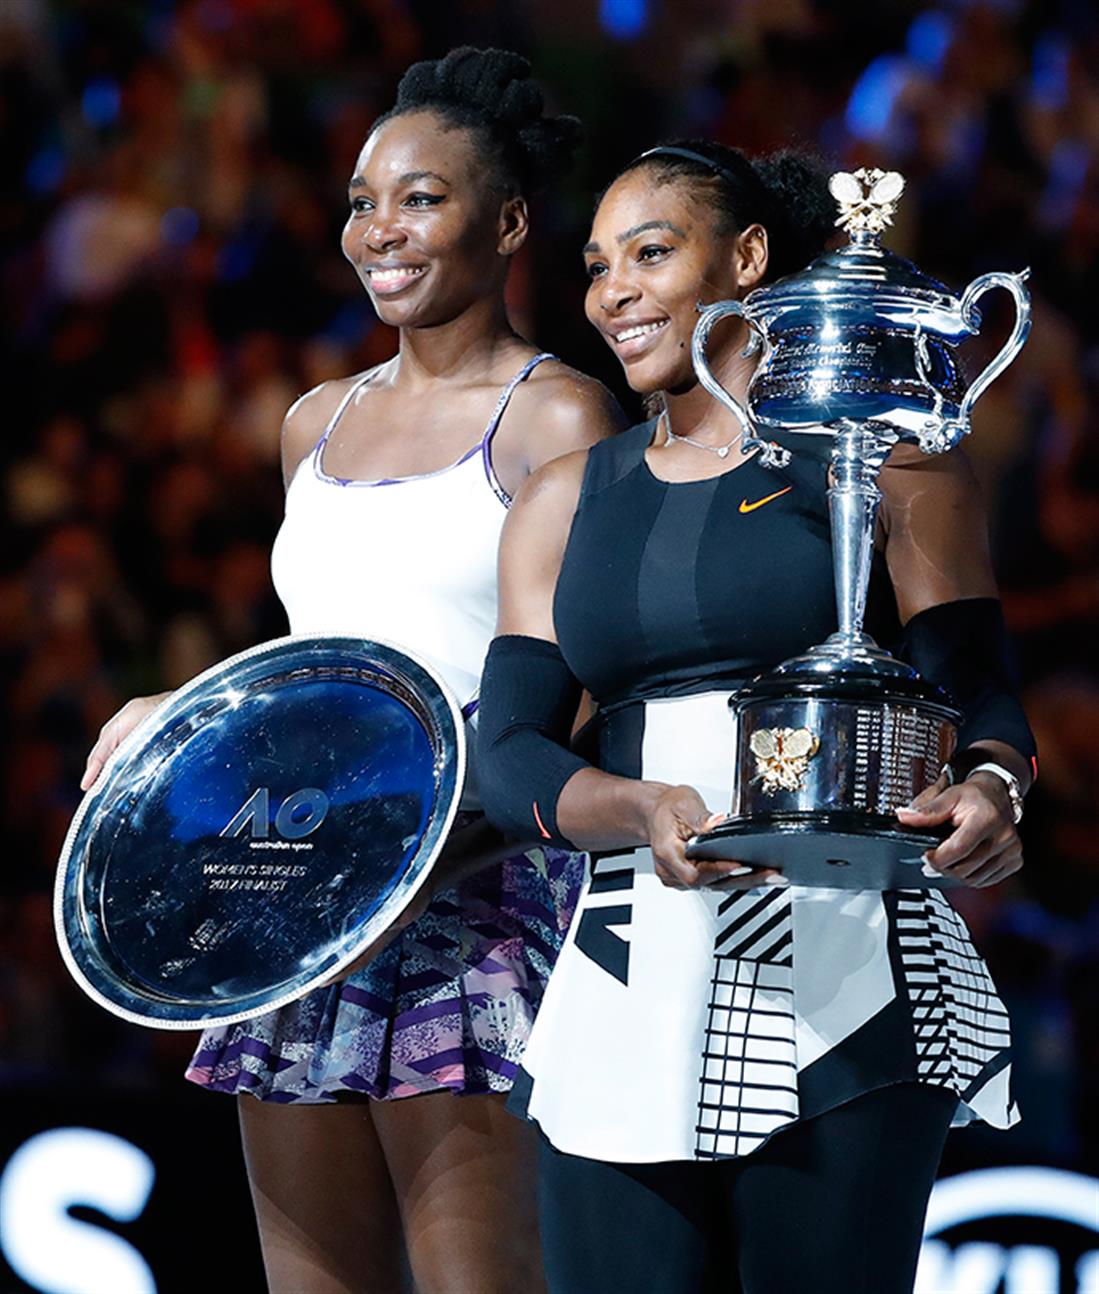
272, 360, 523, 713
185, 353, 586, 1103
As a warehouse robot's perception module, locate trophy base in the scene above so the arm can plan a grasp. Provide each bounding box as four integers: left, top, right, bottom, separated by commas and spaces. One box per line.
685, 811, 957, 890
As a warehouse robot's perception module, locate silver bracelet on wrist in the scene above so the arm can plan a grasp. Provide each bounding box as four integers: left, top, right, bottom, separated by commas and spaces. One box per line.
965, 761, 1024, 824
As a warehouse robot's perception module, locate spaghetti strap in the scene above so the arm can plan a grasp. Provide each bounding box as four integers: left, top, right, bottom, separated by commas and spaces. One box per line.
482, 352, 556, 505
311, 353, 555, 493
312, 370, 375, 468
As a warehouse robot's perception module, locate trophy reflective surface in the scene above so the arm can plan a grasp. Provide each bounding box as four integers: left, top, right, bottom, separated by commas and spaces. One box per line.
55, 636, 465, 1027
686, 169, 1031, 889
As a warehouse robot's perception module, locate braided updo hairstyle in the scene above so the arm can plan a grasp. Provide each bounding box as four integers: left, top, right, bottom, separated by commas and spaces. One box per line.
619, 139, 835, 281
375, 47, 583, 197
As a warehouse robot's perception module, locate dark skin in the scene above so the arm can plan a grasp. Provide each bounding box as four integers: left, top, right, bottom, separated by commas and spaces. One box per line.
285, 109, 623, 496
82, 109, 624, 788
83, 109, 624, 1294
498, 167, 1029, 896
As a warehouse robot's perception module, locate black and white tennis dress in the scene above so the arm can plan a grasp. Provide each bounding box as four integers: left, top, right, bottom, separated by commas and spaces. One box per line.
511, 421, 1017, 1163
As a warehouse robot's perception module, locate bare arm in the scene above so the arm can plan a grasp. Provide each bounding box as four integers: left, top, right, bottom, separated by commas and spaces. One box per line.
494, 453, 769, 889
82, 382, 350, 792
497, 452, 658, 845
881, 444, 1030, 886
493, 366, 628, 499
878, 443, 998, 620
880, 443, 1031, 788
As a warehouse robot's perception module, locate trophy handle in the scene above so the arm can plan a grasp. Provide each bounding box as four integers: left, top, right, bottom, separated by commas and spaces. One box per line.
935, 270, 1032, 451
691, 301, 791, 469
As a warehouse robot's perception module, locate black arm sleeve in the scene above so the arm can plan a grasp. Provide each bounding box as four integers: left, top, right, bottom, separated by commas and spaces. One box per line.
898, 597, 1037, 769
476, 635, 592, 848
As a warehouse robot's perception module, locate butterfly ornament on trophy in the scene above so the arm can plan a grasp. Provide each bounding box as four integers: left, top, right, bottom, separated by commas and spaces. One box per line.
828, 169, 906, 236
748, 727, 821, 795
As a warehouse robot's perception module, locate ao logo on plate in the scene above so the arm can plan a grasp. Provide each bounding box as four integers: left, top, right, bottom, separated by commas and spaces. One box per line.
220, 787, 329, 840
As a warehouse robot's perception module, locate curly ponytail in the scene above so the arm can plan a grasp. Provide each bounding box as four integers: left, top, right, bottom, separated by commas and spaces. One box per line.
617, 139, 834, 281
376, 47, 584, 196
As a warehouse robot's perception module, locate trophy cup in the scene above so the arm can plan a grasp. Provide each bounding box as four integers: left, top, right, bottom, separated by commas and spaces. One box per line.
685, 169, 1031, 889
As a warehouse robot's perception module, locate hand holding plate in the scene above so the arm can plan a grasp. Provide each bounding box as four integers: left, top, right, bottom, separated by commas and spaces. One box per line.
81, 692, 173, 791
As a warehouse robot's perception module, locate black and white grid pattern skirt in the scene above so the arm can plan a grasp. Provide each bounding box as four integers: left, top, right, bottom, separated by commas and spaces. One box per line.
511, 690, 1017, 1163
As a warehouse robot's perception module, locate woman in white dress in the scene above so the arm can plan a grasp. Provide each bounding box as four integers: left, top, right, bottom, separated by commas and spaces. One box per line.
82, 48, 623, 1294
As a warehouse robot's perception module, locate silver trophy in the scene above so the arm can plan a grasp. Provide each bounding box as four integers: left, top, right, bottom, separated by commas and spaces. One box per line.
686, 169, 1031, 889
55, 636, 465, 1027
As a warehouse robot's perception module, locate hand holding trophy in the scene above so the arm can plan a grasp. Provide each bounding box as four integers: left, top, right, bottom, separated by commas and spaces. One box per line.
686, 168, 1031, 889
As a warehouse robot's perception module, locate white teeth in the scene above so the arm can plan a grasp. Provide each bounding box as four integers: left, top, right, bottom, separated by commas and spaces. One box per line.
614, 320, 667, 343
368, 267, 425, 286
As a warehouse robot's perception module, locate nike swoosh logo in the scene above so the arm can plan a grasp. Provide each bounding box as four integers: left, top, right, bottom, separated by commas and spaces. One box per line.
739, 486, 792, 513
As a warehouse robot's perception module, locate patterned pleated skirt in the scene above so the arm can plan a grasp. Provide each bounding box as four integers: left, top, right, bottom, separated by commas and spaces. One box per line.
186, 840, 583, 1102
511, 690, 1018, 1162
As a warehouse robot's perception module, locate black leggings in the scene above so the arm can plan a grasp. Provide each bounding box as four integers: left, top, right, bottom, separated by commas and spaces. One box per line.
538, 1083, 956, 1294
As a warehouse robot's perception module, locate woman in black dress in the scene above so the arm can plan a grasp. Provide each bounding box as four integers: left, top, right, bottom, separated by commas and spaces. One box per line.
477, 142, 1035, 1293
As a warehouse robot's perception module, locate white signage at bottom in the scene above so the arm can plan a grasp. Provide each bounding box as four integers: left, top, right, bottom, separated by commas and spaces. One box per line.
0, 1134, 1095, 1294
918, 1167, 1099, 1294
0, 1128, 156, 1294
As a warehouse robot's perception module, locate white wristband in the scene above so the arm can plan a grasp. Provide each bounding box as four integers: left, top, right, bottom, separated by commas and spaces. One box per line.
966, 762, 1024, 824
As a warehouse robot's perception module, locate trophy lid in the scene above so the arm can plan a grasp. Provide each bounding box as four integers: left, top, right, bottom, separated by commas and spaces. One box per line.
745, 170, 973, 338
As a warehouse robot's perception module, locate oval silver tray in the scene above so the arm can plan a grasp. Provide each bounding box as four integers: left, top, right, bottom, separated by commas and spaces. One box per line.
54, 635, 465, 1029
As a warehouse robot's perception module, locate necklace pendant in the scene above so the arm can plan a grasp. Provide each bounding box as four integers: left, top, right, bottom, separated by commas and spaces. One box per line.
718, 446, 729, 458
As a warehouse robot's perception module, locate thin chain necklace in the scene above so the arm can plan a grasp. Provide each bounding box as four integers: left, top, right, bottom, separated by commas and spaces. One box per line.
659, 409, 744, 459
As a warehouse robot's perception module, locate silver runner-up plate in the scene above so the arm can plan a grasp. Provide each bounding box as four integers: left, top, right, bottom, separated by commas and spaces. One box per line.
54, 635, 465, 1030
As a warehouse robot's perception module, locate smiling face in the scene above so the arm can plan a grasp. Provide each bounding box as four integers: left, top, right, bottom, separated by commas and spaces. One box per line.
341, 109, 526, 329
583, 167, 767, 394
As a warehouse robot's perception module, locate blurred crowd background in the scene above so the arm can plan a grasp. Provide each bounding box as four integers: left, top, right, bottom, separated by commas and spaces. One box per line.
2, 0, 1097, 1188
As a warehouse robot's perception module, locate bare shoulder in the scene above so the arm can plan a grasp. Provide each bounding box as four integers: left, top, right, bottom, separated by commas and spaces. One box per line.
280, 371, 381, 488
522, 358, 629, 437
507, 358, 628, 469
880, 440, 979, 490
280, 377, 354, 487
509, 443, 591, 528
497, 446, 592, 637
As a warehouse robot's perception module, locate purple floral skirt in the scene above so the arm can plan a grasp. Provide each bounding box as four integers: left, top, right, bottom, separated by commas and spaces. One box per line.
185, 841, 584, 1103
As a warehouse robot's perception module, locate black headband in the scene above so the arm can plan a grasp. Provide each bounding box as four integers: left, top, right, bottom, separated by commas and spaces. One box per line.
633, 145, 743, 189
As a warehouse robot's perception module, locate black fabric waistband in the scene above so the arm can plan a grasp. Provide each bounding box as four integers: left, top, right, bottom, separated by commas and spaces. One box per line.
595, 669, 757, 718
580, 682, 746, 781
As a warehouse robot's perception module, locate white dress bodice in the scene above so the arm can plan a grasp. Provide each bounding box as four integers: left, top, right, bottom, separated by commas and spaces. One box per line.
271, 354, 552, 709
